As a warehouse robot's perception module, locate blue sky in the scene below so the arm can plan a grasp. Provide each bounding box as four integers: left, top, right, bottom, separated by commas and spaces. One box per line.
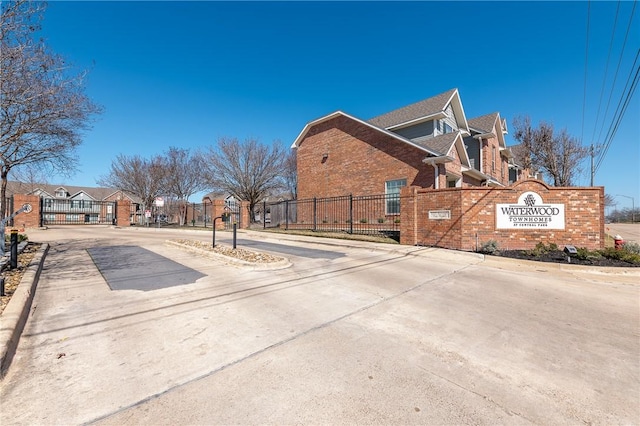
36, 1, 639, 209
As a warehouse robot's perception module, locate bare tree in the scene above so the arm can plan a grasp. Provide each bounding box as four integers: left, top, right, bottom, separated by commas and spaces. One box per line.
512, 116, 589, 186
203, 137, 286, 221
283, 148, 297, 199
0, 0, 102, 217
604, 193, 617, 209
164, 147, 207, 225
97, 154, 166, 224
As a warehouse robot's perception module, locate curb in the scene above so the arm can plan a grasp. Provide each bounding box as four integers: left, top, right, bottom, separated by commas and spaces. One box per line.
165, 240, 292, 271
0, 243, 49, 378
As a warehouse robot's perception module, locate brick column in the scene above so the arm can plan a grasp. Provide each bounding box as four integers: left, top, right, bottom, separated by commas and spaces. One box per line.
116, 200, 131, 227
212, 200, 226, 230
240, 201, 250, 229
400, 186, 418, 245
11, 195, 41, 229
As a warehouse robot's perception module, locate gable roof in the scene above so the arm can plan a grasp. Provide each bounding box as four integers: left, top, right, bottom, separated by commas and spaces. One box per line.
468, 111, 508, 149
367, 88, 470, 133
412, 132, 461, 156
292, 110, 445, 158
468, 112, 499, 134
4, 181, 141, 203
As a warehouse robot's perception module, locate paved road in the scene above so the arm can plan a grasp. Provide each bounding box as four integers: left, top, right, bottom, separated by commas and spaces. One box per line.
606, 222, 640, 245
0, 226, 638, 425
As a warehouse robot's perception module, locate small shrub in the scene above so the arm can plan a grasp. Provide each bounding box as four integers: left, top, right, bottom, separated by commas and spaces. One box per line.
574, 247, 593, 261
525, 242, 560, 257
359, 218, 368, 224
480, 240, 499, 254
377, 218, 385, 223
623, 241, 640, 255
394, 218, 401, 224
4, 233, 28, 243
599, 247, 640, 264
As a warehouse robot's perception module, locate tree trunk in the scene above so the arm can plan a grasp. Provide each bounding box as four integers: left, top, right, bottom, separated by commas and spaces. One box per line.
1, 168, 9, 219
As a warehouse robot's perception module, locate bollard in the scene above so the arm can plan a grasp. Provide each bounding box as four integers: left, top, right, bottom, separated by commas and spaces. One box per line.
212, 216, 221, 247
614, 235, 624, 250
10, 229, 18, 270
233, 223, 237, 249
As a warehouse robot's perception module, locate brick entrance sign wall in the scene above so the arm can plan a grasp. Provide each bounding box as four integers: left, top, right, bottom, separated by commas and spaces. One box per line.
10, 195, 41, 229
400, 180, 604, 251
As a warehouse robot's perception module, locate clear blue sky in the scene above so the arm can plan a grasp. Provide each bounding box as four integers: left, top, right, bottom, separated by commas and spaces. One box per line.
36, 1, 639, 209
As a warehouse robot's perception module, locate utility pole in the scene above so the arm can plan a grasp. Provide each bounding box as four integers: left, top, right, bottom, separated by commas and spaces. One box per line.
590, 143, 595, 186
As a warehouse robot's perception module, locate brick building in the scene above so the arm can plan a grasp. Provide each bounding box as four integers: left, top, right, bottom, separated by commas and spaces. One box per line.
293, 88, 535, 203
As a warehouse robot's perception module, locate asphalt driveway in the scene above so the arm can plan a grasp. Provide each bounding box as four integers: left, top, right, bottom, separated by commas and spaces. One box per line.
0, 226, 638, 425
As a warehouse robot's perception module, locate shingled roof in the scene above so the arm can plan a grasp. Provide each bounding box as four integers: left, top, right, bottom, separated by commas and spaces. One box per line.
4, 181, 141, 203
412, 132, 461, 156
468, 112, 499, 134
368, 89, 458, 129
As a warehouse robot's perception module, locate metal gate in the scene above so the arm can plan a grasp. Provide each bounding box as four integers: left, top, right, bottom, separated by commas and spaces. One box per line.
224, 197, 242, 229
41, 198, 117, 225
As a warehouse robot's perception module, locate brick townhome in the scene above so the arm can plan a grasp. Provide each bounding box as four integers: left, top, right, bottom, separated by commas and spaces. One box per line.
293, 88, 533, 201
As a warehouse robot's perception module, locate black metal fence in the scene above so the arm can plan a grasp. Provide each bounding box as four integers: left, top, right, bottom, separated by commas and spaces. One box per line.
260, 193, 402, 240
1, 197, 15, 226
41, 198, 117, 225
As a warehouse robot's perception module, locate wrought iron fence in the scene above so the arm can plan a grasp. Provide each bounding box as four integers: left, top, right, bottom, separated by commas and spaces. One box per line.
260, 193, 402, 240
41, 198, 117, 225
1, 197, 14, 226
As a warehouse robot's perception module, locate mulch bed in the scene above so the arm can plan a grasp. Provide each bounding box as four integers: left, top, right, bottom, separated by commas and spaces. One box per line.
0, 243, 41, 315
493, 249, 640, 267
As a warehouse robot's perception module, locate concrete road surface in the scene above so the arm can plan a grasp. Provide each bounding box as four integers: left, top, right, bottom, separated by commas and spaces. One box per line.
1, 226, 638, 425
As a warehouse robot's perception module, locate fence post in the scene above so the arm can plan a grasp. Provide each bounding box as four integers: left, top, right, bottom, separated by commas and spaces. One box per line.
285, 200, 289, 230
349, 194, 353, 234
313, 197, 317, 231
263, 200, 266, 229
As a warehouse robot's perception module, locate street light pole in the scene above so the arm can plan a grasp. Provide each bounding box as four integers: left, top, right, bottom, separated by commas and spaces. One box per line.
616, 194, 635, 223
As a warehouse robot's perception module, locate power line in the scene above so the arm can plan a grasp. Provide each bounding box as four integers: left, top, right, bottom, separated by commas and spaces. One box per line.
580, 0, 591, 145
594, 0, 637, 148
594, 48, 640, 174
589, 0, 620, 145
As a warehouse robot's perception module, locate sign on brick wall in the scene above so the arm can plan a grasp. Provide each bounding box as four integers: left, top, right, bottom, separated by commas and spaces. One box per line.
496, 191, 565, 230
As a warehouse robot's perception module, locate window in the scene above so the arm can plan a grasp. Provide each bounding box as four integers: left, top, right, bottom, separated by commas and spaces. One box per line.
443, 122, 453, 134
385, 179, 406, 215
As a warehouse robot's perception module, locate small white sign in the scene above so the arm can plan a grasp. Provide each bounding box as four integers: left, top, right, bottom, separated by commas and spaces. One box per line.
496, 191, 565, 230
145, 210, 152, 218
429, 210, 451, 220
154, 197, 164, 207
107, 205, 112, 214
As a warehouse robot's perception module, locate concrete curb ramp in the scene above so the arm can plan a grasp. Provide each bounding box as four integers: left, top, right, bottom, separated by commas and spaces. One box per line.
0, 243, 49, 378
165, 240, 292, 270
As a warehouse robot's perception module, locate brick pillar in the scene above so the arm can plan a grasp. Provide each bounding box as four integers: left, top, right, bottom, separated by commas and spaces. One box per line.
240, 201, 250, 229
116, 200, 131, 227
400, 186, 418, 246
11, 194, 41, 229
212, 200, 226, 230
